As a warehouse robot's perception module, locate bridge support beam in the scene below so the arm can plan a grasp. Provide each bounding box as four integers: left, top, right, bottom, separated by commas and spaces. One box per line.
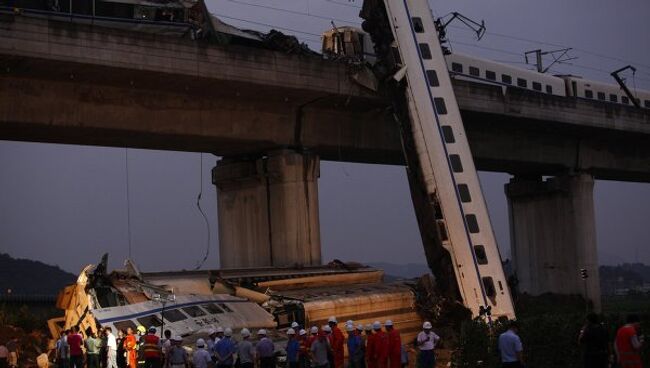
212, 150, 321, 269
506, 174, 601, 310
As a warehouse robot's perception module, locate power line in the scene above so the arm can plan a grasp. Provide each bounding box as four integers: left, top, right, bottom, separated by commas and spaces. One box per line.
224, 0, 361, 26
323, 0, 361, 9
212, 13, 323, 41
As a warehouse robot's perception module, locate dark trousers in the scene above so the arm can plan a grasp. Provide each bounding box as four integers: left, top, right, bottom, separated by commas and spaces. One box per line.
418, 350, 435, 368
261, 357, 275, 368
0, 357, 7, 368
70, 355, 84, 368
584, 353, 608, 368
242, 362, 254, 368
218, 364, 233, 368
299, 355, 309, 368
502, 363, 523, 368
88, 354, 100, 368
144, 358, 161, 368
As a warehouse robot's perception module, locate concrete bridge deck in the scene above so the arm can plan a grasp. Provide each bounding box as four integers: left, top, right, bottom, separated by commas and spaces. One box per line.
2, 12, 650, 181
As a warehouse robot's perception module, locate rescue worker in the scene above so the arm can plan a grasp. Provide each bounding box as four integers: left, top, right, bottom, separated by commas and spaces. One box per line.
365, 325, 376, 368
237, 329, 254, 368
307, 327, 319, 368
211, 327, 225, 363
615, 314, 644, 368
255, 329, 275, 368
86, 330, 101, 368
124, 327, 138, 368
291, 322, 301, 330
310, 331, 332, 368
56, 330, 70, 368
416, 322, 439, 368
192, 339, 211, 368
117, 330, 127, 368
205, 329, 217, 352
165, 336, 188, 368
161, 330, 172, 367
357, 325, 366, 368
373, 322, 389, 368
498, 321, 524, 368
286, 328, 300, 368
578, 313, 609, 368
346, 324, 363, 368
215, 328, 236, 368
136, 326, 147, 368
323, 325, 334, 368
384, 321, 401, 368
328, 317, 345, 368
142, 327, 162, 368
298, 329, 310, 368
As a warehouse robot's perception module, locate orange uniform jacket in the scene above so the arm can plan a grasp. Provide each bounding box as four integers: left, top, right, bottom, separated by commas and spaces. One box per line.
123, 334, 138, 368
366, 333, 377, 368
374, 331, 389, 368
387, 329, 401, 368
331, 327, 345, 368
615, 325, 642, 368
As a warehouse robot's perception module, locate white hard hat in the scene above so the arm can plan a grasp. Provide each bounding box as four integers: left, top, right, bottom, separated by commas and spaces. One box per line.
216, 327, 224, 333
207, 328, 216, 336
173, 336, 183, 342
346, 324, 354, 332
346, 320, 354, 326
423, 321, 432, 329
385, 320, 393, 327
257, 329, 267, 336
365, 324, 373, 331
148, 326, 157, 332
224, 328, 233, 337
196, 338, 206, 348
357, 324, 364, 331
372, 321, 381, 330
299, 329, 307, 336
310, 326, 319, 334
241, 328, 251, 337
287, 328, 296, 335
323, 325, 332, 333
328, 316, 337, 323
291, 322, 300, 329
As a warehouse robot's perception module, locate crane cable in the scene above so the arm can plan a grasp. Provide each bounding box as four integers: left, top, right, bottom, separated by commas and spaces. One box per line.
194, 152, 211, 270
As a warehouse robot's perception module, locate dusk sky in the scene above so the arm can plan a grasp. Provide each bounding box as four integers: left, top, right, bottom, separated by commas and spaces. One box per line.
1, 0, 650, 274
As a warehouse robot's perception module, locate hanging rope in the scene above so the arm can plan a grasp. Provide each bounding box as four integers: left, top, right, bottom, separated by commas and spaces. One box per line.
194, 152, 211, 270
125, 148, 133, 260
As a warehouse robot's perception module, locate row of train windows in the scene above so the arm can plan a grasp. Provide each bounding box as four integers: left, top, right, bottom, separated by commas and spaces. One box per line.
584, 89, 650, 107
110, 303, 234, 332
451, 62, 553, 94
412, 15, 503, 300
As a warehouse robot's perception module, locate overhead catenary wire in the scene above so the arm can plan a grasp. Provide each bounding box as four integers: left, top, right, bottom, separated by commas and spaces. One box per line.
224, 0, 360, 26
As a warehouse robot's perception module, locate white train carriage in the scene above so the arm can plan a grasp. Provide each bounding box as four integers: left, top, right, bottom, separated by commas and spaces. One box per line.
445, 52, 567, 97
92, 294, 276, 338
562, 76, 650, 108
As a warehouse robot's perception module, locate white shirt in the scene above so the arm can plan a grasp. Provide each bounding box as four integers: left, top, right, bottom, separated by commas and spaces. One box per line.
417, 331, 440, 351
192, 348, 212, 368
498, 329, 523, 363
107, 333, 117, 351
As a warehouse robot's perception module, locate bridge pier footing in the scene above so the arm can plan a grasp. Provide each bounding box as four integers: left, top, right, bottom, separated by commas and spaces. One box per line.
506, 174, 601, 311
212, 149, 321, 269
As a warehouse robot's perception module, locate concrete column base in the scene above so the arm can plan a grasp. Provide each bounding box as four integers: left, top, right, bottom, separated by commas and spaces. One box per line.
506, 174, 601, 311
212, 150, 321, 269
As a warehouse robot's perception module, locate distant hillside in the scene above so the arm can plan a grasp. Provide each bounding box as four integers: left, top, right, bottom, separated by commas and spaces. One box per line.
369, 262, 431, 280
0, 253, 76, 296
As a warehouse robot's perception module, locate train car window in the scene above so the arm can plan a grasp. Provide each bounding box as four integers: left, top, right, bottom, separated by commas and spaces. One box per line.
609, 94, 618, 103
457, 184, 472, 202
426, 70, 439, 87
501, 74, 512, 84
485, 70, 496, 80
114, 320, 137, 333
452, 62, 463, 73
162, 309, 187, 322
419, 43, 432, 59
465, 214, 480, 233
645, 100, 650, 108
597, 92, 606, 101
469, 66, 480, 76
219, 303, 234, 313
517, 78, 527, 88
474, 245, 488, 264
137, 315, 163, 328
449, 154, 463, 172
434, 97, 448, 115
182, 306, 206, 317
203, 303, 224, 314
585, 90, 593, 99
411, 17, 424, 33
546, 85, 553, 94
532, 82, 542, 91
441, 125, 455, 143
482, 277, 497, 297
622, 96, 629, 104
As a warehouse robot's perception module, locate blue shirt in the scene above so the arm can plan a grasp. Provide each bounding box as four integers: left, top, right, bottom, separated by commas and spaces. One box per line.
215, 337, 237, 365
256, 337, 275, 358
286, 339, 300, 363
347, 334, 362, 359
498, 330, 523, 363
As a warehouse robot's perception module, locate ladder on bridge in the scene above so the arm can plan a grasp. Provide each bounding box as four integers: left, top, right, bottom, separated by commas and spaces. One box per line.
380, 0, 515, 319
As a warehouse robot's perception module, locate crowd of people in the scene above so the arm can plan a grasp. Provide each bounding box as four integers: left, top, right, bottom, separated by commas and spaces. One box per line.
1, 313, 644, 368
44, 316, 442, 368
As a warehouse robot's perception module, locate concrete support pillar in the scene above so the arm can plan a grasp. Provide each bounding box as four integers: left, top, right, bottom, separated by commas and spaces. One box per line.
212, 150, 321, 269
505, 174, 601, 311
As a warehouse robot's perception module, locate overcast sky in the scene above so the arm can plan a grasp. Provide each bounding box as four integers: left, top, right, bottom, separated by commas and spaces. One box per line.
1, 0, 650, 274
